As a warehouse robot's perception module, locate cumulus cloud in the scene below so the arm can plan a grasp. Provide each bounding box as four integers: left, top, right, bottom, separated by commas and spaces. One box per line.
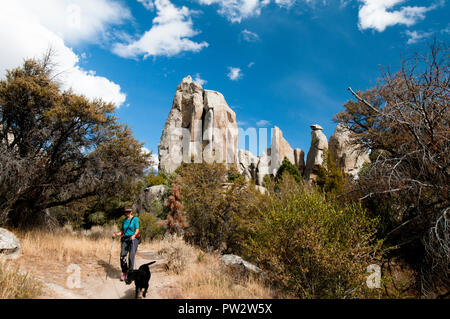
197, 0, 269, 23
194, 73, 208, 86
0, 1, 128, 106
113, 0, 209, 58
137, 0, 155, 11
227, 67, 243, 81
358, 0, 433, 32
405, 30, 433, 44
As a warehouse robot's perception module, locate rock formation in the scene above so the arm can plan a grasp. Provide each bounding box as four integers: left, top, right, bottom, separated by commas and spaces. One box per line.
238, 126, 302, 185
0, 228, 21, 260
158, 78, 368, 184
329, 123, 370, 178
304, 124, 328, 182
294, 148, 305, 175
237, 149, 258, 181
158, 76, 238, 174
269, 126, 295, 176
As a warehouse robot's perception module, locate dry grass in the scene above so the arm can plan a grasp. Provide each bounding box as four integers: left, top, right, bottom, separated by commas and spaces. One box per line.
17, 227, 118, 263
155, 235, 278, 299
9, 229, 278, 299
0, 261, 43, 299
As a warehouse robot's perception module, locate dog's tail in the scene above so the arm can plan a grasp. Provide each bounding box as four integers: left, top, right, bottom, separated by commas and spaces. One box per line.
143, 261, 156, 266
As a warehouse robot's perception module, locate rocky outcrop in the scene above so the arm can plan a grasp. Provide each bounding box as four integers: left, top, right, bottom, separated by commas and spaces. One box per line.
294, 148, 305, 175
158, 76, 238, 174
304, 124, 328, 182
269, 126, 295, 176
202, 90, 238, 166
329, 123, 370, 177
136, 185, 168, 215
238, 127, 301, 185
0, 228, 21, 260
238, 149, 258, 181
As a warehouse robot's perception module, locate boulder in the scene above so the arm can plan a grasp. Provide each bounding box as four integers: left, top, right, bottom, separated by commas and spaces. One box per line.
137, 185, 168, 215
329, 123, 370, 178
304, 124, 328, 182
0, 228, 21, 260
220, 254, 263, 277
238, 149, 258, 181
145, 185, 167, 200
255, 185, 267, 195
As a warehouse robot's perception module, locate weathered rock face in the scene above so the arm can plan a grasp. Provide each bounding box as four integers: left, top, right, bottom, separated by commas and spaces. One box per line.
256, 150, 271, 186
203, 90, 238, 166
0, 228, 21, 260
158, 76, 238, 174
238, 149, 258, 181
136, 185, 168, 215
304, 124, 328, 182
294, 148, 305, 174
270, 126, 295, 176
329, 123, 370, 177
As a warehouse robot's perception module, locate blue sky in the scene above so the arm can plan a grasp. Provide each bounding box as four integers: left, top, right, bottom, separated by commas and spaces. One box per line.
0, 0, 449, 162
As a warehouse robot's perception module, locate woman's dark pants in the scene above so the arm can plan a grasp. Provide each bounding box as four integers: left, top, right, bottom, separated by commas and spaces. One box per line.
120, 238, 138, 273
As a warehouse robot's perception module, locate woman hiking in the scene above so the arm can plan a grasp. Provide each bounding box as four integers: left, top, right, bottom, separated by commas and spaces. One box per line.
112, 206, 140, 281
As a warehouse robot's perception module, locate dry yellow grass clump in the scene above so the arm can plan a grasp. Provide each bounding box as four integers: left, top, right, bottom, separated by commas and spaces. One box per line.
18, 226, 121, 263
154, 235, 278, 299
0, 261, 43, 299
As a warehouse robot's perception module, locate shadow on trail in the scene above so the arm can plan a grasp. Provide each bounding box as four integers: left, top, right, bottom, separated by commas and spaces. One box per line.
98, 260, 121, 280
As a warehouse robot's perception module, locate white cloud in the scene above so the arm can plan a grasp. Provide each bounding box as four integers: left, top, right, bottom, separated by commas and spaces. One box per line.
197, 0, 269, 23
142, 147, 159, 171
256, 119, 271, 126
137, 0, 155, 11
113, 0, 209, 58
358, 0, 432, 32
13, 0, 131, 45
248, 62, 255, 68
405, 30, 433, 44
0, 1, 127, 107
227, 67, 243, 81
241, 29, 260, 42
194, 73, 208, 86
274, 0, 295, 7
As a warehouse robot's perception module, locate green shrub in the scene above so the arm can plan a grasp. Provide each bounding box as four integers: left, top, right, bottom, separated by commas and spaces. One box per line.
138, 212, 165, 241
146, 174, 167, 187
315, 150, 345, 196
244, 174, 383, 298
176, 163, 260, 253
275, 157, 302, 185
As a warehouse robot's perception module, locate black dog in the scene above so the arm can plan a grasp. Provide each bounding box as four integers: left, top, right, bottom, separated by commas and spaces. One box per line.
125, 261, 156, 299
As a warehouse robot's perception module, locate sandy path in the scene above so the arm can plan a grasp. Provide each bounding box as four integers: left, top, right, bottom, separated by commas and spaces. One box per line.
14, 249, 180, 299
84, 250, 175, 299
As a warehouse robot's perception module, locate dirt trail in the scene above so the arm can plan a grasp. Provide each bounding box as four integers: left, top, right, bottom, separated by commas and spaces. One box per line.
15, 249, 180, 299
82, 250, 177, 299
